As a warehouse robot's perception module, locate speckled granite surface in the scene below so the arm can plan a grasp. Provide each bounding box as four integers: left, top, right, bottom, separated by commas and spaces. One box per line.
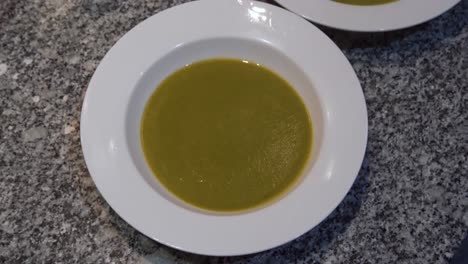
1, 0, 467, 263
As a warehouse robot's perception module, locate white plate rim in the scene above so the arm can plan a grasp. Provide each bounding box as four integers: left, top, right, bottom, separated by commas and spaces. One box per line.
80, 0, 368, 256
274, 0, 461, 32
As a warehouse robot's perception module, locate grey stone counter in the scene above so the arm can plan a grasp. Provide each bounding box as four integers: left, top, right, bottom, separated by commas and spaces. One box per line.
1, 0, 467, 263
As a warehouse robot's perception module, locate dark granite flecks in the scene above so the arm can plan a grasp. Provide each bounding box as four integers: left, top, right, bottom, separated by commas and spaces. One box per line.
1, 0, 467, 263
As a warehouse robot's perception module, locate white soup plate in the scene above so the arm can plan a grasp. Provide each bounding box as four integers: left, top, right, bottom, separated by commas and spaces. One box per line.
80, 0, 368, 256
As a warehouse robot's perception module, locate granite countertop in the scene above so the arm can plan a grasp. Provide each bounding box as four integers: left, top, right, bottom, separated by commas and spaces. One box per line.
1, 0, 467, 263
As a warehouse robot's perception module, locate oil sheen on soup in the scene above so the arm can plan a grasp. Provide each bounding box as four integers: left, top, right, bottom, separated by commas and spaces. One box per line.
140, 58, 312, 212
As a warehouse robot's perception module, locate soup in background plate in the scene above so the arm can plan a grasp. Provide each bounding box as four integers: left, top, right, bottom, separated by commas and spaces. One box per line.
333, 0, 397, 5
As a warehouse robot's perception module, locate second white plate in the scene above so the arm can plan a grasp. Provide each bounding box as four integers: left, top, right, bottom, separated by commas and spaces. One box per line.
275, 0, 460, 32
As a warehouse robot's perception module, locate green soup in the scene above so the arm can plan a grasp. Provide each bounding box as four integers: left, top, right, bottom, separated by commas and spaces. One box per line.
140, 58, 312, 212
333, 0, 396, 5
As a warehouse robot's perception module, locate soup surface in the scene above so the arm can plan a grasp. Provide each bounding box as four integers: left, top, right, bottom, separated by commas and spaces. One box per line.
140, 58, 312, 212
333, 0, 396, 5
